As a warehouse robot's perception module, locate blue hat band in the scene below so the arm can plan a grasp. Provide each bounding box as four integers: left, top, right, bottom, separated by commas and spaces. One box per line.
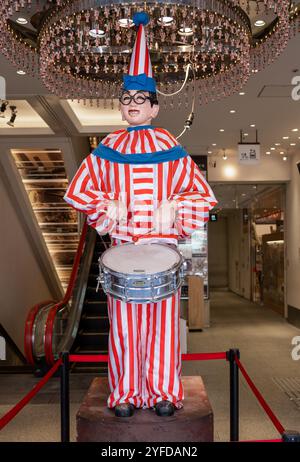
123, 73, 156, 92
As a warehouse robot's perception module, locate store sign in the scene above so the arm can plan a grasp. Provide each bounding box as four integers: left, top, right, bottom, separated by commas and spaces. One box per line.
238, 143, 260, 164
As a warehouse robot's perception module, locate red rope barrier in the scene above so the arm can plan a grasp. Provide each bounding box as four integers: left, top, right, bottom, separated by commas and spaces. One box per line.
69, 352, 227, 363
0, 358, 62, 432
235, 357, 285, 435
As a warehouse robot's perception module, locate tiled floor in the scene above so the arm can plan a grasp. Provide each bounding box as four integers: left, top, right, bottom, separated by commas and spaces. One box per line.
1, 290, 300, 442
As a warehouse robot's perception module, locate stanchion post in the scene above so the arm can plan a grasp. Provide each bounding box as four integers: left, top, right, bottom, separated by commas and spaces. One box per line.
60, 351, 70, 443
226, 348, 240, 442
282, 430, 300, 442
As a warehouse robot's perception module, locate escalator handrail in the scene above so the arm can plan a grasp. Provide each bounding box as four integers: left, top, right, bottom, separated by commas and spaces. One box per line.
24, 300, 56, 365
43, 220, 88, 364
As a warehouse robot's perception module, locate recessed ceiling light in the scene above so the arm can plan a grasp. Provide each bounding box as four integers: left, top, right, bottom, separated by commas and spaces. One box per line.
266, 151, 271, 155
230, 110, 236, 113
239, 92, 245, 96
280, 151, 284, 154
208, 151, 212, 154
244, 133, 248, 136
290, 143, 296, 146
270, 147, 275, 150
16, 17, 28, 25
212, 143, 217, 146
219, 128, 224, 132
158, 16, 174, 26
17, 70, 26, 75
283, 156, 287, 161
89, 29, 105, 38
292, 128, 298, 132
282, 136, 289, 139
275, 143, 280, 146
250, 124, 255, 127
178, 27, 193, 36
118, 18, 134, 28
254, 20, 266, 27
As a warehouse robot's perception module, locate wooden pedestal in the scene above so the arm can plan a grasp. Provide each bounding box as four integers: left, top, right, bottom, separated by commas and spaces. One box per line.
77, 376, 213, 442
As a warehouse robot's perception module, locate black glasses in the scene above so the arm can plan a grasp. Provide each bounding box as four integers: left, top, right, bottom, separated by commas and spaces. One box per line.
119, 91, 151, 105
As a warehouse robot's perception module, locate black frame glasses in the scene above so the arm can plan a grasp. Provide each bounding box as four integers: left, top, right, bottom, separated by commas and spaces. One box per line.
119, 91, 151, 105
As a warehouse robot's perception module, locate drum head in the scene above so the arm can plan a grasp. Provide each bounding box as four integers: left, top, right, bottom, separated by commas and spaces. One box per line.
101, 244, 181, 275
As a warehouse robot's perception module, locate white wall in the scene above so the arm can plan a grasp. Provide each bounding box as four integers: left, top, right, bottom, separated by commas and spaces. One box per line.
286, 151, 300, 311
0, 176, 54, 354
208, 152, 290, 183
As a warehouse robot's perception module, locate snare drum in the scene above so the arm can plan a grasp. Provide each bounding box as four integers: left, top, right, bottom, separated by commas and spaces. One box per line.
97, 243, 184, 303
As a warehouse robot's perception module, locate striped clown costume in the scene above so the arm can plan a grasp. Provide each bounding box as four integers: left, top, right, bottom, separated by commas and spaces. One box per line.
64, 12, 217, 413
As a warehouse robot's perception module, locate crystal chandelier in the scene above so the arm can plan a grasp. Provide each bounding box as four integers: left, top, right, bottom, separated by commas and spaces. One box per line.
0, 0, 299, 106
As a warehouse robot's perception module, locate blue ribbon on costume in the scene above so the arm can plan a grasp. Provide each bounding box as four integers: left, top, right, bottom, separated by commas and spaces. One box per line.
123, 73, 156, 92
92, 143, 188, 165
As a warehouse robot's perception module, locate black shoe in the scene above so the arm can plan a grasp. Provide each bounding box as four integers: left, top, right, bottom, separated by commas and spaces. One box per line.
114, 403, 135, 417
155, 400, 175, 417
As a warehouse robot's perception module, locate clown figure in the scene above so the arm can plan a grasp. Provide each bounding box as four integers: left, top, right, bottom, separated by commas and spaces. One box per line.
64, 12, 217, 418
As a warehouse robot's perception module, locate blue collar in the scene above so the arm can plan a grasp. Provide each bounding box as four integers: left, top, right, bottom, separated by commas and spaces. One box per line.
126, 125, 154, 132
92, 143, 187, 165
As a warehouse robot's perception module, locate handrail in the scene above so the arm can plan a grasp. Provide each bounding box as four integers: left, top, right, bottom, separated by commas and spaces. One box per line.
44, 220, 88, 364
24, 300, 56, 365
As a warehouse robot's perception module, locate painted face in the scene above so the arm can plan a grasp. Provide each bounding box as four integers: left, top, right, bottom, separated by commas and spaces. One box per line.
119, 90, 159, 126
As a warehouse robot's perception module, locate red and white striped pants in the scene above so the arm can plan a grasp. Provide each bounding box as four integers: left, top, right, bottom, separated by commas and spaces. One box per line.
106, 289, 184, 409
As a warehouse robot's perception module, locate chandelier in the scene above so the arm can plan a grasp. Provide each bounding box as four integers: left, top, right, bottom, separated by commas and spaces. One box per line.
0, 0, 299, 107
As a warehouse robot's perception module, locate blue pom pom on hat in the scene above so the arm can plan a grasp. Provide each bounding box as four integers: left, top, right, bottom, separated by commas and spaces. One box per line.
122, 11, 156, 93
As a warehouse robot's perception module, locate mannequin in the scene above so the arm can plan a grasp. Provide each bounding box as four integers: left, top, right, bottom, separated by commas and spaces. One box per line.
64, 12, 217, 418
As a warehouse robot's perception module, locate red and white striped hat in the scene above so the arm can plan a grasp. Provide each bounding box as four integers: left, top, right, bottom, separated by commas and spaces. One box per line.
123, 12, 156, 92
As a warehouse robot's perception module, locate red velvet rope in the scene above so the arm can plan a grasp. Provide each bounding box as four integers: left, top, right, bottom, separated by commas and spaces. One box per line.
69, 352, 227, 363
235, 357, 285, 435
0, 358, 62, 432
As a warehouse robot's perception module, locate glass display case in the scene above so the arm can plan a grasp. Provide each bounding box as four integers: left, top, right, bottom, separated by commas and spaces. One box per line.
178, 223, 209, 300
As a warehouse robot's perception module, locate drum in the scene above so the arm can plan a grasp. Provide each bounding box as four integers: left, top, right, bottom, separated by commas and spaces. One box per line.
97, 243, 184, 303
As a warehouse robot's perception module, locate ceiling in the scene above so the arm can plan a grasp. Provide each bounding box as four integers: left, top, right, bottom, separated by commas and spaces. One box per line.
0, 1, 300, 162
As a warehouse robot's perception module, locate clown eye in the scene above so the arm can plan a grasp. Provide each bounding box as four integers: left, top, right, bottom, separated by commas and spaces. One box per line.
120, 94, 131, 105
134, 94, 147, 104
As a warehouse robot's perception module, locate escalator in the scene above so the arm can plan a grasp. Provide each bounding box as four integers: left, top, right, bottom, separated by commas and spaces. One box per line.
70, 235, 109, 374
24, 222, 111, 375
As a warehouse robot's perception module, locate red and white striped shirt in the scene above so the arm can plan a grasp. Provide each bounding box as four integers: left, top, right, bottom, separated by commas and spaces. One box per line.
64, 127, 217, 244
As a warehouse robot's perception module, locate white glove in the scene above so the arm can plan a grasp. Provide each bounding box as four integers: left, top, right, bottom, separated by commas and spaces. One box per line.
106, 200, 127, 223
153, 199, 178, 233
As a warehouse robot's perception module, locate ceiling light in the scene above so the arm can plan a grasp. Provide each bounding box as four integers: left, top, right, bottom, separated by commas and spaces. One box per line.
254, 20, 266, 27
223, 153, 227, 160
283, 156, 287, 161
16, 17, 28, 25
282, 136, 289, 139
266, 151, 271, 155
244, 133, 248, 136
230, 110, 236, 113
17, 70, 26, 75
270, 147, 275, 150
290, 143, 296, 146
292, 128, 298, 132
250, 124, 255, 127
158, 16, 174, 26
178, 27, 193, 36
239, 92, 245, 96
212, 143, 217, 146
280, 151, 284, 154
275, 143, 280, 146
118, 18, 134, 28
89, 29, 105, 38
219, 128, 224, 132
208, 150, 212, 154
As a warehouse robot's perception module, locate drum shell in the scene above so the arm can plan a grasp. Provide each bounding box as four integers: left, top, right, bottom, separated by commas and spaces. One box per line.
98, 246, 184, 303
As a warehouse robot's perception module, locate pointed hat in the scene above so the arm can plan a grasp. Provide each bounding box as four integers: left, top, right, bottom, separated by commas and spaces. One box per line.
122, 12, 156, 93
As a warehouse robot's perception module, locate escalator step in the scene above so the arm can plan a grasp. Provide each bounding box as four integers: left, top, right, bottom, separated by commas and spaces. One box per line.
81, 315, 110, 331
86, 286, 107, 301
78, 331, 109, 347
84, 300, 108, 316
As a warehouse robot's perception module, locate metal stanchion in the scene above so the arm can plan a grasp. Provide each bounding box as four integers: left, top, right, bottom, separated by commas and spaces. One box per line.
60, 351, 70, 443
227, 348, 240, 442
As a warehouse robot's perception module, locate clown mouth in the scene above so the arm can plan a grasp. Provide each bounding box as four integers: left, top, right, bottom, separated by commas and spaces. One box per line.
128, 109, 140, 116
